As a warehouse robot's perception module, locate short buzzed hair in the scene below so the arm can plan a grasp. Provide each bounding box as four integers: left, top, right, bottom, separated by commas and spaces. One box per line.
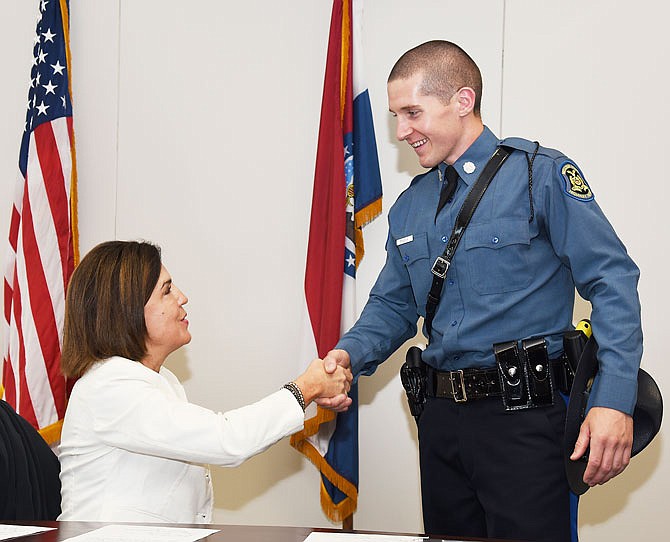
388, 40, 483, 115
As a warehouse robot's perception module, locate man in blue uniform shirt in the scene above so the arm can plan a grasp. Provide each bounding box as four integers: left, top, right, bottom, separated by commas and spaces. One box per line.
318, 41, 642, 542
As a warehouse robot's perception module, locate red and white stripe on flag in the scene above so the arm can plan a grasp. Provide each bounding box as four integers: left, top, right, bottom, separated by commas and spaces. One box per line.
2, 0, 78, 445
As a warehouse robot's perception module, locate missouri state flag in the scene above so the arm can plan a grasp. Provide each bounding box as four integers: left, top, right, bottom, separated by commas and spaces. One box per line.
291, 0, 382, 523
2, 0, 79, 445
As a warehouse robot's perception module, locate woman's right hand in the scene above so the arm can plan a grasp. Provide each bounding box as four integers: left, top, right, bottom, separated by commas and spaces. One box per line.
293, 358, 353, 409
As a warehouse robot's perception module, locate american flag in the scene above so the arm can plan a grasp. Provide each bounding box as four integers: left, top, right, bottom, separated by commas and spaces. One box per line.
2, 0, 78, 445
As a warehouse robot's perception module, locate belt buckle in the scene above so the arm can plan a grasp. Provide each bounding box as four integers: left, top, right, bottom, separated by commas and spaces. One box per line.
431, 256, 449, 279
449, 370, 467, 402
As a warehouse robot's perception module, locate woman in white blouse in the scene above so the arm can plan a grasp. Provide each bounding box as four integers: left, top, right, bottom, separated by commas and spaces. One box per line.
58, 240, 351, 523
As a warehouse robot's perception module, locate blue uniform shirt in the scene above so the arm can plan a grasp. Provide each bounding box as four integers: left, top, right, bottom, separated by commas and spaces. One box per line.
337, 126, 642, 415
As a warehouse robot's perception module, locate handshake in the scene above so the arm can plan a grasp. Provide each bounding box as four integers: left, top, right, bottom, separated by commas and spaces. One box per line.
293, 349, 354, 412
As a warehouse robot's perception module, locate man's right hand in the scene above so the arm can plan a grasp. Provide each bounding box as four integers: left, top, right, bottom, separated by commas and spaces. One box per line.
315, 349, 352, 412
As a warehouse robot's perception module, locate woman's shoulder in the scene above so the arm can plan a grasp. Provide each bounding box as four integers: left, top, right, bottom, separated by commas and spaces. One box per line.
74, 357, 158, 391
70, 357, 186, 405
65, 358, 148, 416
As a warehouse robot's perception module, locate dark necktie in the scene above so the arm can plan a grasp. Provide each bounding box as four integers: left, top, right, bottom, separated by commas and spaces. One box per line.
435, 165, 459, 219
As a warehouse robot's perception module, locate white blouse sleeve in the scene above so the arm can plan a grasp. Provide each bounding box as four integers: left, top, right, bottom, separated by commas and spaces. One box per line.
80, 360, 304, 467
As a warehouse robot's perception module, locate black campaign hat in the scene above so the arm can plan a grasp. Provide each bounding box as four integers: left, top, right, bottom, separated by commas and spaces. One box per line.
564, 334, 663, 495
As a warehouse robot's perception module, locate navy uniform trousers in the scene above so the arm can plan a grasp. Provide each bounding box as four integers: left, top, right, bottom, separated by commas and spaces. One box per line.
418, 391, 577, 542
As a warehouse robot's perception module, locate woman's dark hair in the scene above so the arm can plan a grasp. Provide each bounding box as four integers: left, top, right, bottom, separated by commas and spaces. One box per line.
61, 240, 162, 378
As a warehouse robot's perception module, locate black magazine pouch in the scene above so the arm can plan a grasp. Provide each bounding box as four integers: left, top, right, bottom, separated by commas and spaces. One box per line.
494, 338, 555, 410
522, 337, 554, 407
494, 341, 528, 410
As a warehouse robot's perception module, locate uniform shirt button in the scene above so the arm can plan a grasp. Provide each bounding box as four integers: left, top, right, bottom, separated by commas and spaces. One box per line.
403, 255, 410, 262
451, 320, 458, 327
491, 236, 500, 244
441, 235, 448, 242
454, 355, 460, 361
448, 279, 455, 285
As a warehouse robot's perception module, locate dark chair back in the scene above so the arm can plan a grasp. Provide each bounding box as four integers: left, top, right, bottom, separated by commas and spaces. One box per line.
0, 400, 61, 520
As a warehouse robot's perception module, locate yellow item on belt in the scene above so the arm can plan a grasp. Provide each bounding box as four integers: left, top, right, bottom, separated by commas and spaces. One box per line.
576, 319, 592, 338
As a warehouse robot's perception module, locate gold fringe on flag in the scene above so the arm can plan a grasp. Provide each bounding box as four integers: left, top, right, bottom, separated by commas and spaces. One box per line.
38, 419, 63, 445
354, 198, 382, 267
60, 0, 80, 267
290, 406, 358, 522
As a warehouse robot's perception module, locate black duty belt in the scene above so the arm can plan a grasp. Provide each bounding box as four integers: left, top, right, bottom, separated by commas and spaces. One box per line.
425, 359, 566, 403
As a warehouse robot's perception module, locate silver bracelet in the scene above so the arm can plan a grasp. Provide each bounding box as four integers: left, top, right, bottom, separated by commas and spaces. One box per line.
283, 382, 306, 411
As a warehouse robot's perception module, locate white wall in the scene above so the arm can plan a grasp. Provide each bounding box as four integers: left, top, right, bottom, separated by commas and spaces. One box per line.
502, 2, 669, 540
1, 1, 666, 539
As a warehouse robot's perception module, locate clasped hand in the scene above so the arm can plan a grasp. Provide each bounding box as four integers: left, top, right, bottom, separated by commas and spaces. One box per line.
295, 354, 353, 409
313, 349, 353, 412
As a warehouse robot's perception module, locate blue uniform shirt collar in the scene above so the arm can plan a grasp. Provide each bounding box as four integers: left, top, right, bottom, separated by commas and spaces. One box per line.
445, 126, 500, 187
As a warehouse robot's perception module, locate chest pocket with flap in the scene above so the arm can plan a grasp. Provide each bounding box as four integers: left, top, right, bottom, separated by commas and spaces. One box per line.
464, 219, 532, 295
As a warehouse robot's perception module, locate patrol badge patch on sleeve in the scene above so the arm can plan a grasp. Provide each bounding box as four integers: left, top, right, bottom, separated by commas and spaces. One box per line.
560, 161, 594, 201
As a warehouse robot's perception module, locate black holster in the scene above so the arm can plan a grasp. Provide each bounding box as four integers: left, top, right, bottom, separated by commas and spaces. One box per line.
400, 346, 427, 424
561, 329, 588, 390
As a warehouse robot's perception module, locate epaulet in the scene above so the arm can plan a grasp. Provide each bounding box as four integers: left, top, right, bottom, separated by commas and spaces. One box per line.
500, 137, 564, 160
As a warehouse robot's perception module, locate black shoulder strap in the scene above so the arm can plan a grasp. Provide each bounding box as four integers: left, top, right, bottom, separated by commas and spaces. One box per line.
424, 146, 512, 338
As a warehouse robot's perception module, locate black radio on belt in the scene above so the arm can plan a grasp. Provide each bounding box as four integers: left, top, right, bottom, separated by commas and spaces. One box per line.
494, 337, 554, 411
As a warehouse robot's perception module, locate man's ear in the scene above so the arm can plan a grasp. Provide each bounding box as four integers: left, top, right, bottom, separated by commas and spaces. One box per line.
455, 87, 476, 116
